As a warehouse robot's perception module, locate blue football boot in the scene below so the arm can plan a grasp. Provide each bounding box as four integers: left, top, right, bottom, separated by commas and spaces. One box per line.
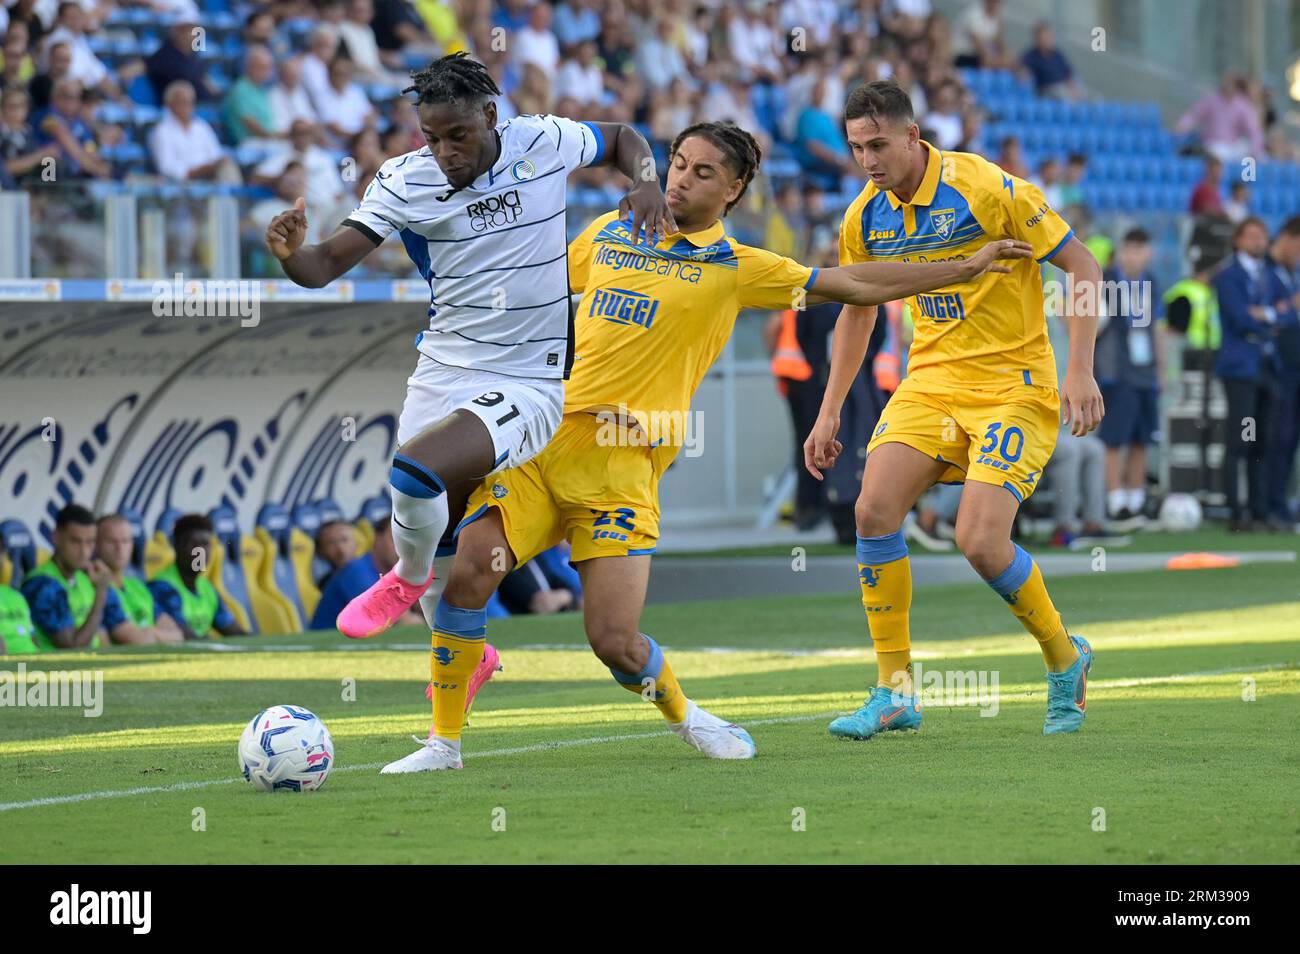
828, 685, 923, 740
1044, 635, 1093, 735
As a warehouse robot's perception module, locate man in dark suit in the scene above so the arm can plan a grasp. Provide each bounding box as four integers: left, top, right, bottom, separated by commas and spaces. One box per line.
1213, 217, 1286, 530
1265, 216, 1300, 528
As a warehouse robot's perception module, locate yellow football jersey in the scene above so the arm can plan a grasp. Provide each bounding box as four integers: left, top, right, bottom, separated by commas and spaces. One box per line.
839, 141, 1073, 390
564, 210, 815, 452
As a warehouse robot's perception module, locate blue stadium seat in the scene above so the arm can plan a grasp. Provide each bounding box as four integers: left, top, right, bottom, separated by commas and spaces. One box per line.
313, 499, 345, 524
156, 507, 182, 540
126, 74, 158, 107
255, 503, 307, 624
358, 495, 391, 527
0, 519, 39, 588
208, 505, 258, 634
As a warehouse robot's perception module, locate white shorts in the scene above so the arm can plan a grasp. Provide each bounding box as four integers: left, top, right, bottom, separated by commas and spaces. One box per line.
396, 355, 564, 475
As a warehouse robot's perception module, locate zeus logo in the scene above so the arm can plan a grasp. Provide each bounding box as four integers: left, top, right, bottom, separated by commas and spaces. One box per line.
465, 190, 522, 232
589, 287, 660, 329
432, 647, 461, 665
860, 566, 882, 588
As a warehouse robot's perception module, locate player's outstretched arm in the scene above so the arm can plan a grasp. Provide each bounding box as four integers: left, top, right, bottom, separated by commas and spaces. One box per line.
588, 122, 676, 243
1049, 236, 1106, 436
803, 304, 878, 480
807, 239, 1033, 306
266, 197, 377, 289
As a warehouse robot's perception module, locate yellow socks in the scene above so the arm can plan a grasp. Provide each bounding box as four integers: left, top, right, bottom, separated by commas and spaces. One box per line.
430, 600, 487, 741
985, 544, 1077, 672
610, 633, 689, 723
857, 531, 914, 693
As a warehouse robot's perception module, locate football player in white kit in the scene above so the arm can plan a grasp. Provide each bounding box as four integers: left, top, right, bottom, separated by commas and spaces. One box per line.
265, 53, 673, 772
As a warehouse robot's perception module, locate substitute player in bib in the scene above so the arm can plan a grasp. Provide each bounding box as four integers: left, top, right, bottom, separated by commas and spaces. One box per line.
264, 54, 672, 642
805, 80, 1105, 738
387, 121, 1034, 772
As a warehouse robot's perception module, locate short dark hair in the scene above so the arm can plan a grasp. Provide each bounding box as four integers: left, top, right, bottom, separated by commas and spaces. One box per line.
173, 513, 213, 546
314, 519, 351, 549
404, 51, 501, 107
1233, 216, 1267, 242
668, 121, 763, 215
1122, 227, 1150, 245
1279, 215, 1300, 237
1066, 152, 1087, 166
843, 79, 915, 128
55, 504, 95, 529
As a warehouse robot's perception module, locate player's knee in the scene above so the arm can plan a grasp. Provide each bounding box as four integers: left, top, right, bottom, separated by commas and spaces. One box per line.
585, 619, 638, 670
443, 535, 510, 606
955, 524, 1006, 576
855, 496, 902, 537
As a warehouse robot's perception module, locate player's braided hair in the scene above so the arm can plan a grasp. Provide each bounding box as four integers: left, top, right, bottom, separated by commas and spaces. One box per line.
403, 51, 501, 106
669, 121, 762, 215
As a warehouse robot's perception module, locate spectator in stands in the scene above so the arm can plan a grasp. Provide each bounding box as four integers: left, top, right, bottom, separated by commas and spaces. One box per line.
492, 0, 531, 34
0, 536, 39, 654
1266, 216, 1300, 528
313, 519, 357, 590
253, 118, 347, 221
921, 78, 963, 151
1058, 153, 1087, 207
1019, 20, 1077, 99
555, 38, 604, 108
881, 0, 931, 42
145, 14, 216, 104
1, 87, 55, 185
1189, 154, 1225, 217
515, 1, 560, 75
20, 504, 113, 651
310, 515, 425, 630
149, 80, 241, 182
1048, 427, 1110, 546
596, 13, 636, 98
794, 72, 856, 190
147, 514, 247, 639
512, 61, 554, 116
44, 1, 121, 98
1214, 217, 1283, 531
635, 17, 688, 92
243, 7, 291, 63
267, 56, 317, 134
0, 20, 36, 93
300, 25, 339, 115
1096, 228, 1163, 523
27, 39, 72, 111
554, 0, 602, 51
371, 0, 436, 59
1177, 72, 1264, 165
997, 134, 1030, 180
95, 515, 183, 645
223, 45, 278, 146
320, 56, 377, 149
32, 77, 109, 177
249, 159, 313, 240
1035, 156, 1063, 208
1224, 180, 1250, 224
339, 0, 403, 85
953, 0, 1008, 70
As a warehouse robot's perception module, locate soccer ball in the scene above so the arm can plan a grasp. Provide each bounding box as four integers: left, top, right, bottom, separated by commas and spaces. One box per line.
238, 705, 334, 793
1158, 493, 1203, 532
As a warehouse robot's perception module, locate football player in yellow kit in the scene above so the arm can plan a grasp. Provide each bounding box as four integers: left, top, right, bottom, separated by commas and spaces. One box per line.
386, 121, 1033, 771
805, 80, 1105, 739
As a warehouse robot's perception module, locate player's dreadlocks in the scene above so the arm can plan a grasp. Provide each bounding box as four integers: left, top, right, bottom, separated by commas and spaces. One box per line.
668, 121, 763, 215
403, 51, 501, 106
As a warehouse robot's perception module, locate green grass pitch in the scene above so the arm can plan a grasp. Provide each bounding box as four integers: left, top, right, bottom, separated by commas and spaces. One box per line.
2, 561, 1297, 864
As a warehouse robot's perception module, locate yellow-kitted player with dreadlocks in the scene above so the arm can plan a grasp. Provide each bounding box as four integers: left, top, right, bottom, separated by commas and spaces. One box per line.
397, 121, 1032, 771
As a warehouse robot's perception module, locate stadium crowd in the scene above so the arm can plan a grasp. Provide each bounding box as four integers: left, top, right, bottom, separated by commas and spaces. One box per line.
1, 0, 1299, 652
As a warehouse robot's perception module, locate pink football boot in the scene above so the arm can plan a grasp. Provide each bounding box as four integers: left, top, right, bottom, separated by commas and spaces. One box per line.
426, 642, 502, 736
336, 566, 434, 639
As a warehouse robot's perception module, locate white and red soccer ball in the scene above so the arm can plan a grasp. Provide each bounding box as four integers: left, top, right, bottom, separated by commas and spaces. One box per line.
238, 705, 334, 793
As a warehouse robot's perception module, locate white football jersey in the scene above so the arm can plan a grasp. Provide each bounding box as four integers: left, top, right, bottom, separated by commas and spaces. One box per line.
345, 114, 606, 379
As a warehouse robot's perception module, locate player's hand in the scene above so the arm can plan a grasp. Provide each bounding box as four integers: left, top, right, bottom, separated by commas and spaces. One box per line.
804, 411, 843, 481
1062, 367, 1104, 436
619, 180, 676, 245
87, 559, 112, 589
266, 196, 309, 261
964, 239, 1034, 279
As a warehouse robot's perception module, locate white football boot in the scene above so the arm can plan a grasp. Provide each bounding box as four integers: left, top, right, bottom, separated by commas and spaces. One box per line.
380, 736, 464, 774
668, 701, 757, 760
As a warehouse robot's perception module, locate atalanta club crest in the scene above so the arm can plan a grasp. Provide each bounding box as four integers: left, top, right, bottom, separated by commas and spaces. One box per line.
511, 159, 536, 182
931, 208, 956, 240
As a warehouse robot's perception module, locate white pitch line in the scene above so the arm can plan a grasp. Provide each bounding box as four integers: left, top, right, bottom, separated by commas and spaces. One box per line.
3, 659, 1295, 815
0, 712, 835, 814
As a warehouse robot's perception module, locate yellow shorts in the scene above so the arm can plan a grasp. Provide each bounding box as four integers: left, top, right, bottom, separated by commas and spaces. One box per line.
867, 376, 1061, 503
460, 412, 662, 565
